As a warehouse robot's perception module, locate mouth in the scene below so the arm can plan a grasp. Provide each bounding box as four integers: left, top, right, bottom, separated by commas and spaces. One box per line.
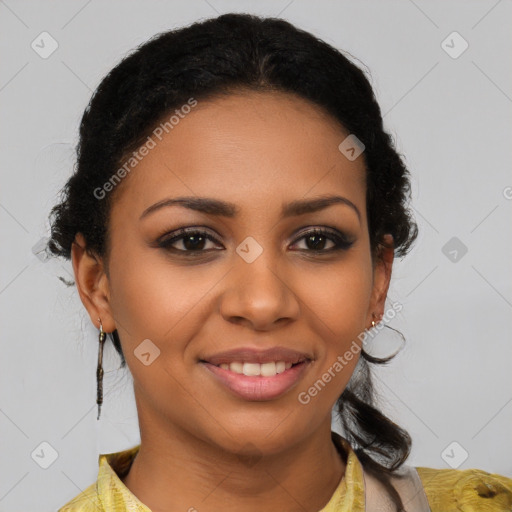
199, 347, 312, 401
200, 359, 312, 402
206, 360, 301, 377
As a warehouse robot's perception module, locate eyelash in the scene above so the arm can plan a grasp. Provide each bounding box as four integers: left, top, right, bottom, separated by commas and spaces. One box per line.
156, 227, 354, 255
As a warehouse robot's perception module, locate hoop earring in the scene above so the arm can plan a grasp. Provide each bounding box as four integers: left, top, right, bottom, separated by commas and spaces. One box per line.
361, 312, 405, 362
96, 318, 106, 420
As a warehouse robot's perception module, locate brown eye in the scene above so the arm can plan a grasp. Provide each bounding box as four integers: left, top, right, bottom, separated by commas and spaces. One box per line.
291, 228, 354, 252
158, 229, 222, 253
303, 232, 334, 251
157, 226, 354, 256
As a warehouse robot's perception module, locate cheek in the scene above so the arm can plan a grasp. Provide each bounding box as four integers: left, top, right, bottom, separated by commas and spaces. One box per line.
308, 252, 374, 338
106, 248, 206, 410
300, 253, 373, 396
108, 243, 189, 335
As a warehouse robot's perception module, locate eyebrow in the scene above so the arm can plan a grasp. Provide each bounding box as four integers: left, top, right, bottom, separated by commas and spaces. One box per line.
139, 195, 361, 222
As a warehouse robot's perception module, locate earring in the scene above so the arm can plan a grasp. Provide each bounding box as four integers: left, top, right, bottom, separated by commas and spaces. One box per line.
363, 311, 406, 362
96, 318, 106, 420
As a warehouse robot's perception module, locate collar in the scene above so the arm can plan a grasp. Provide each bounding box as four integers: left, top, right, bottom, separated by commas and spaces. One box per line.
96, 432, 365, 511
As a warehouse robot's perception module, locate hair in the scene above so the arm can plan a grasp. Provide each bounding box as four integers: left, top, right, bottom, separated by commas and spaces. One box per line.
47, 13, 418, 510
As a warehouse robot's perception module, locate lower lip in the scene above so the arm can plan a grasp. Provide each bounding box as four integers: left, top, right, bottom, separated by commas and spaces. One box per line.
201, 361, 310, 401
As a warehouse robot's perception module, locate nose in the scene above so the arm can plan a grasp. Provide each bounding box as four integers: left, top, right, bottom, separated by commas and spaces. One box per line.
219, 249, 300, 331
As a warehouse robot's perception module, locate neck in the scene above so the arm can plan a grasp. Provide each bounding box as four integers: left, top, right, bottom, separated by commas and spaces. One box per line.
122, 415, 345, 512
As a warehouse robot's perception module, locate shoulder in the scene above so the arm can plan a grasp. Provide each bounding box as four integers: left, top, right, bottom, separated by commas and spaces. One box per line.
415, 465, 512, 512
57, 482, 100, 511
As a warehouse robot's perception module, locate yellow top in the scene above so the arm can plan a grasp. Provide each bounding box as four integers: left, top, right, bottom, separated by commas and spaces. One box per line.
58, 434, 512, 511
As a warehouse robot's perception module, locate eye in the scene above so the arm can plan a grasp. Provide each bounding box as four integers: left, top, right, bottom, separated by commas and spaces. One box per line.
157, 228, 222, 253
291, 228, 354, 252
156, 226, 354, 255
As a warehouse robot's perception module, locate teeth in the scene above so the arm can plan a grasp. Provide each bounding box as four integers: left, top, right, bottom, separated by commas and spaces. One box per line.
260, 362, 276, 377
229, 362, 243, 373
217, 360, 297, 376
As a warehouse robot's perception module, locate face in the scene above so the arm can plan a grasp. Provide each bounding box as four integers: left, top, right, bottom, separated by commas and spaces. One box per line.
73, 90, 393, 456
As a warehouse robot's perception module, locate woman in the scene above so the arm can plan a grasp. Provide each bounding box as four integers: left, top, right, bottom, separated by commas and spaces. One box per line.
49, 13, 512, 512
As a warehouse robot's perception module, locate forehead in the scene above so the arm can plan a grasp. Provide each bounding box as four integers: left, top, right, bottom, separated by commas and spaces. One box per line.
111, 90, 367, 218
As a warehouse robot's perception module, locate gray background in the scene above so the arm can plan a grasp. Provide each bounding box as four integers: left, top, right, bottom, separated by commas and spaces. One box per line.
1, 0, 511, 510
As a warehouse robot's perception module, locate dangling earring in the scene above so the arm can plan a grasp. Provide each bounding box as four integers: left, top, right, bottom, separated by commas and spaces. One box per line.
371, 312, 377, 328
96, 318, 106, 420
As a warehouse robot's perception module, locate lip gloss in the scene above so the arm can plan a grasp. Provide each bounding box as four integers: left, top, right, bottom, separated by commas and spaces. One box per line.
201, 360, 310, 401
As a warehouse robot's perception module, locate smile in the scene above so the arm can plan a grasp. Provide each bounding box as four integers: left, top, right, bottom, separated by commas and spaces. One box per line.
217, 361, 293, 377
201, 359, 311, 401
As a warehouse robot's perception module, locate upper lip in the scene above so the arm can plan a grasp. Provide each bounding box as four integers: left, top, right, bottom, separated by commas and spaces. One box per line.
201, 347, 312, 366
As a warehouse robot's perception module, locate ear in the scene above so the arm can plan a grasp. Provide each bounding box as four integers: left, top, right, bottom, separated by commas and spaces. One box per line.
71, 233, 116, 332
366, 234, 394, 327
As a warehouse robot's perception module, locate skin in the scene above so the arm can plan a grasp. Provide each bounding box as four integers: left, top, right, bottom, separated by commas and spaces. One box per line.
72, 90, 394, 512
